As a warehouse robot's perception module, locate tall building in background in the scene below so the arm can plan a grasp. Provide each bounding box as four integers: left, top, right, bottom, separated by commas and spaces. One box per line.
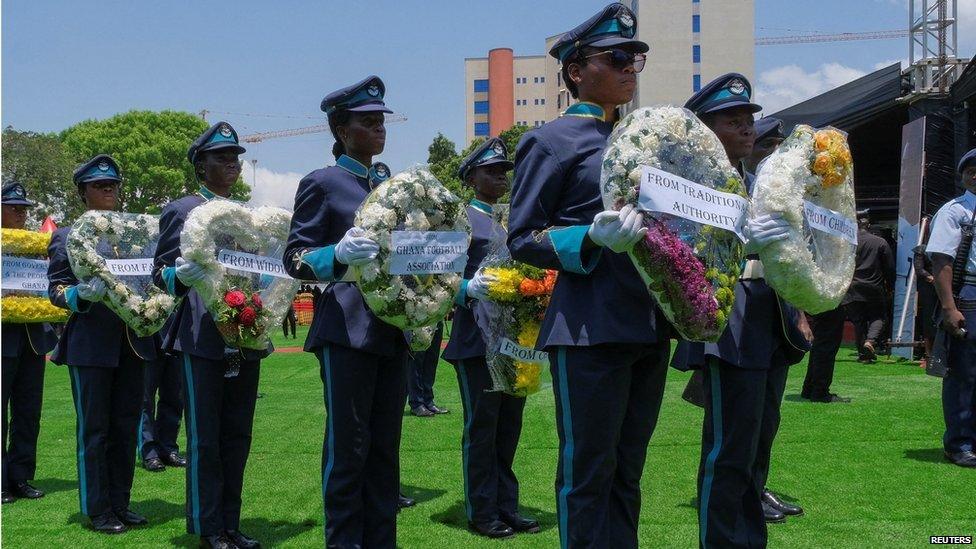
464, 0, 754, 144
630, 0, 754, 107
464, 49, 550, 144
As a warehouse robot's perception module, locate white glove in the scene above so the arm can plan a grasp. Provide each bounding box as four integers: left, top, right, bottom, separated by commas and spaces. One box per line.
587, 204, 647, 253
335, 227, 379, 267
76, 278, 107, 302
743, 213, 791, 254
175, 257, 207, 286
466, 269, 497, 301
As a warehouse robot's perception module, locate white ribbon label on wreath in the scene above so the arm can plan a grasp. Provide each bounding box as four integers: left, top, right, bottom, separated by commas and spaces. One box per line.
388, 231, 468, 275
638, 165, 749, 242
104, 258, 155, 277
1, 256, 49, 292
66, 211, 177, 337
216, 249, 291, 279
802, 201, 858, 245
498, 337, 550, 366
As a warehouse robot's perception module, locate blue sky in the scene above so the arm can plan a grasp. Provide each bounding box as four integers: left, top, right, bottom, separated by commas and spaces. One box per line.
3, 0, 972, 206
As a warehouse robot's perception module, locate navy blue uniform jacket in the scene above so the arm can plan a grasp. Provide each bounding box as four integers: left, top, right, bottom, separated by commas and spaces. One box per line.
443, 204, 500, 362
152, 194, 272, 362
47, 227, 157, 367
672, 171, 809, 370
507, 113, 666, 350
1, 323, 57, 358
283, 165, 405, 356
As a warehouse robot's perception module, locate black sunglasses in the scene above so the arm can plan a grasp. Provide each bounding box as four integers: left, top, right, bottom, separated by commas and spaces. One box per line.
583, 49, 646, 73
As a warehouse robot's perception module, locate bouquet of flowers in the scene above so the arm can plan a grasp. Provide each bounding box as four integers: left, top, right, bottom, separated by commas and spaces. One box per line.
181, 200, 300, 350
352, 165, 471, 350
601, 106, 748, 342
66, 212, 175, 335
473, 206, 555, 397
751, 125, 857, 313
1, 228, 69, 323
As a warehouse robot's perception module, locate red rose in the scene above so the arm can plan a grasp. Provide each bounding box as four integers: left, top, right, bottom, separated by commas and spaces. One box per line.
224, 290, 246, 308
251, 293, 263, 310
238, 306, 257, 327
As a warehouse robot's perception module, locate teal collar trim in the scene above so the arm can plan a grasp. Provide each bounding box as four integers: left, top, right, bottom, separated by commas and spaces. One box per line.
337, 155, 369, 179
563, 102, 606, 121
469, 199, 493, 215
198, 186, 217, 200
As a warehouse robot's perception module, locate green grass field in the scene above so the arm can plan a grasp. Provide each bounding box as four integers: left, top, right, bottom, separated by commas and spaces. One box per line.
2, 324, 972, 548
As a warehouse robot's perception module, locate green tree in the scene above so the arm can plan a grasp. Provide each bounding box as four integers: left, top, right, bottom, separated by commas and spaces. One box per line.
426, 132, 456, 165
1, 127, 77, 226
426, 124, 532, 205
59, 110, 250, 218
498, 124, 530, 162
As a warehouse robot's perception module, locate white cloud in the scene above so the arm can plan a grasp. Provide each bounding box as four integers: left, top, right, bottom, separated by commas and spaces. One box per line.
240, 160, 302, 210
754, 62, 869, 114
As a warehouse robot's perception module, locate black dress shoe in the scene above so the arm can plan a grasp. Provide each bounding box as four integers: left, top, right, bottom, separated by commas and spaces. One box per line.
12, 481, 44, 499
469, 519, 515, 539
226, 529, 261, 548
501, 513, 541, 533
90, 511, 127, 534
945, 450, 976, 468
200, 534, 238, 549
426, 403, 450, 414
398, 492, 416, 509
164, 451, 188, 467
762, 489, 803, 516
143, 457, 166, 472
807, 393, 851, 403
762, 502, 786, 523
114, 508, 149, 526
411, 405, 434, 417
2, 491, 15, 504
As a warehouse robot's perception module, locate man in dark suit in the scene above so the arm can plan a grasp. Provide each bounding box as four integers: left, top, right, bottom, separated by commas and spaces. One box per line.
843, 210, 895, 362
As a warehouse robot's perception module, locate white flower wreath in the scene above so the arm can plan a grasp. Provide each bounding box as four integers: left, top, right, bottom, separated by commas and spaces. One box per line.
352, 165, 470, 348
180, 200, 300, 349
751, 124, 857, 313
67, 211, 176, 336
601, 106, 748, 342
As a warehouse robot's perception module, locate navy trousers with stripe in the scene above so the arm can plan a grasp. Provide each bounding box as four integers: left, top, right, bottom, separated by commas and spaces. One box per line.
181, 354, 260, 536
318, 343, 408, 549
2, 351, 46, 489
67, 350, 144, 517
453, 357, 526, 523
139, 355, 183, 461
943, 305, 976, 454
698, 359, 789, 549
550, 343, 669, 549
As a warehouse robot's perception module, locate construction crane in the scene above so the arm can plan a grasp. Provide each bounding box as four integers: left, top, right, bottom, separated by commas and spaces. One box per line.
198, 110, 408, 144
239, 114, 408, 144
756, 29, 908, 46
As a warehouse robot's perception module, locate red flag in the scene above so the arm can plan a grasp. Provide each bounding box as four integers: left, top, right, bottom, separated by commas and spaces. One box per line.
40, 216, 58, 233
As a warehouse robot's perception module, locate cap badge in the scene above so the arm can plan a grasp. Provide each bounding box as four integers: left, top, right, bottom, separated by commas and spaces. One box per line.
618, 12, 634, 29
728, 79, 746, 95
367, 84, 380, 97
97, 161, 110, 172
219, 126, 233, 138
375, 164, 388, 177
492, 142, 505, 156
14, 186, 24, 197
